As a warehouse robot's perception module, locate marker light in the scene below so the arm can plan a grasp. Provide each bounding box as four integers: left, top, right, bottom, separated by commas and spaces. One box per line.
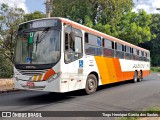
47, 72, 62, 83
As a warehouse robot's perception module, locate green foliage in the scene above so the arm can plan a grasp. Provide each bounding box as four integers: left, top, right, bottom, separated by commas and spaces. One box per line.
148, 14, 160, 66
145, 107, 160, 112
119, 117, 138, 120
118, 107, 160, 120
0, 3, 24, 78
51, 0, 134, 25
51, 1, 151, 46
24, 11, 45, 22
0, 1, 160, 73
0, 53, 13, 78
0, 3, 24, 62
0, 3, 46, 78
151, 67, 160, 72
52, 0, 94, 24
84, 16, 93, 28
118, 10, 152, 45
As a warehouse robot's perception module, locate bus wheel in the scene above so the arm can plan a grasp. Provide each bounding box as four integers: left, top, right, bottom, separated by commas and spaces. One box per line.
138, 70, 143, 82
85, 74, 98, 95
133, 71, 138, 83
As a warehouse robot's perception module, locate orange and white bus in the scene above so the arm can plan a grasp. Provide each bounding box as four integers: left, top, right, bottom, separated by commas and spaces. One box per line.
14, 17, 150, 94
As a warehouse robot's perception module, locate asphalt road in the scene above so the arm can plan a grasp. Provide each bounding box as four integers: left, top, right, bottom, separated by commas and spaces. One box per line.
0, 72, 160, 120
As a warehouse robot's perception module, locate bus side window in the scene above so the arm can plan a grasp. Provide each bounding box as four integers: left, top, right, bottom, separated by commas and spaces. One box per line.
65, 33, 69, 51
122, 45, 125, 51
125, 46, 132, 60
112, 42, 114, 49
115, 43, 117, 50
75, 37, 82, 53
85, 33, 102, 56
64, 28, 83, 63
103, 38, 114, 57
85, 33, 88, 43
115, 43, 124, 59
69, 33, 75, 52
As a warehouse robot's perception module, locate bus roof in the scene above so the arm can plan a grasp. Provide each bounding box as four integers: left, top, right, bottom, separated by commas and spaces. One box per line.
20, 17, 149, 53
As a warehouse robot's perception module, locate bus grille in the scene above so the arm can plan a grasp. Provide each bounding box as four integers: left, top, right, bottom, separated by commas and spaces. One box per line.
17, 69, 49, 76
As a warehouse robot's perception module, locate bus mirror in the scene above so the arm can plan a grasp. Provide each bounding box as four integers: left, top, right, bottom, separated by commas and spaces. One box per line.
28, 32, 34, 44
70, 31, 75, 42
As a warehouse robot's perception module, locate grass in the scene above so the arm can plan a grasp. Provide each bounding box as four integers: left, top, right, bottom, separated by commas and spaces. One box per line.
118, 107, 160, 120
119, 117, 138, 120
151, 67, 160, 72
145, 107, 160, 113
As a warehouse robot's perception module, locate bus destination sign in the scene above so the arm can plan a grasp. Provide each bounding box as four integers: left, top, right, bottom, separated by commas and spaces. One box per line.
19, 19, 61, 32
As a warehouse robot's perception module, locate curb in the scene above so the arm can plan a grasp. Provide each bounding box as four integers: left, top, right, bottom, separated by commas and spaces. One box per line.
0, 89, 21, 94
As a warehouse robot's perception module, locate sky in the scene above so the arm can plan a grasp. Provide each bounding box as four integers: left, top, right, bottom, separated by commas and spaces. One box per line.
0, 0, 45, 13
0, 0, 160, 14
133, 0, 160, 13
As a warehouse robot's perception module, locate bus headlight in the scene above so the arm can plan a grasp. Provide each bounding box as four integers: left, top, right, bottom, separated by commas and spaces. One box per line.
47, 72, 62, 83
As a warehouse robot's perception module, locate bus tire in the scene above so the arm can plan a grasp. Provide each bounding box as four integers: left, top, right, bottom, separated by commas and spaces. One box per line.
85, 74, 97, 95
138, 70, 143, 82
133, 71, 138, 83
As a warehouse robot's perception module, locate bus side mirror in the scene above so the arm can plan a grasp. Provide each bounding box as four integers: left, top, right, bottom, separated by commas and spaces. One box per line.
70, 31, 75, 42
70, 31, 75, 51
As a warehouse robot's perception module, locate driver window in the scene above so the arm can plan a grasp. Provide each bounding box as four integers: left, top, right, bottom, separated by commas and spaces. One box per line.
65, 32, 74, 52
64, 28, 83, 63
75, 37, 82, 53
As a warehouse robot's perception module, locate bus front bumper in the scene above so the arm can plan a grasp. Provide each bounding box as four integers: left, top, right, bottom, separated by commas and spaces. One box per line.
13, 77, 62, 92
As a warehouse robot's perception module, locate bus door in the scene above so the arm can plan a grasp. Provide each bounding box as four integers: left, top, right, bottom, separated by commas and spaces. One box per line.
64, 26, 83, 91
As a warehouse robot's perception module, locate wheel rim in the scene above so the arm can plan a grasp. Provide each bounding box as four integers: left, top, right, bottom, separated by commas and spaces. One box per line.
134, 72, 137, 82
88, 78, 95, 91
139, 71, 143, 81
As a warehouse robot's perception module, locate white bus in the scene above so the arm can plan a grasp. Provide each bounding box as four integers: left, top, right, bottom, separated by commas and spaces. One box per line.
14, 17, 150, 94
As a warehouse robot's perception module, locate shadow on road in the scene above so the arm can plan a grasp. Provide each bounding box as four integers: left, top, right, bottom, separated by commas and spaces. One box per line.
97, 79, 149, 92
19, 92, 75, 105
0, 78, 150, 106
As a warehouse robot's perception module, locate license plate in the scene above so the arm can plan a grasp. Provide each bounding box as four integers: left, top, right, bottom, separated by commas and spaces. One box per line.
26, 82, 35, 87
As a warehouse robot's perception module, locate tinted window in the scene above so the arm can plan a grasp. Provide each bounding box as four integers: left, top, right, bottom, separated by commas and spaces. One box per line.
117, 43, 123, 51
104, 39, 112, 49
103, 39, 114, 57
115, 43, 124, 59
85, 33, 102, 56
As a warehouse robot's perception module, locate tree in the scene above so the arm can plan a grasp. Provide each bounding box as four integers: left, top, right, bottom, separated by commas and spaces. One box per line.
0, 4, 47, 78
51, 0, 134, 25
0, 53, 13, 78
51, 1, 152, 45
85, 10, 152, 45
0, 3, 24, 62
118, 10, 152, 45
148, 14, 160, 66
51, 0, 93, 24
24, 11, 45, 22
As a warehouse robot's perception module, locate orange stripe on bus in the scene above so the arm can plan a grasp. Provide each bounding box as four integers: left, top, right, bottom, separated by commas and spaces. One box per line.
94, 56, 110, 84
143, 70, 150, 77
104, 58, 118, 83
94, 56, 150, 85
33, 76, 38, 81
43, 69, 56, 80
112, 59, 123, 82
38, 74, 43, 81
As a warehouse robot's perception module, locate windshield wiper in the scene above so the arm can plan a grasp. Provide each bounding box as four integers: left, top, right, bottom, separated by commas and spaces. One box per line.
35, 33, 39, 51
35, 27, 50, 51
38, 27, 50, 43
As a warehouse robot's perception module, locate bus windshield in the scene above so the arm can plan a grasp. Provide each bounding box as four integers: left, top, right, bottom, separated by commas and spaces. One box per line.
15, 29, 60, 64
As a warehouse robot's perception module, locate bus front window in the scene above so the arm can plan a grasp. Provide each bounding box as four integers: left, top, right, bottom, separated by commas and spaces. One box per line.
15, 29, 60, 64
